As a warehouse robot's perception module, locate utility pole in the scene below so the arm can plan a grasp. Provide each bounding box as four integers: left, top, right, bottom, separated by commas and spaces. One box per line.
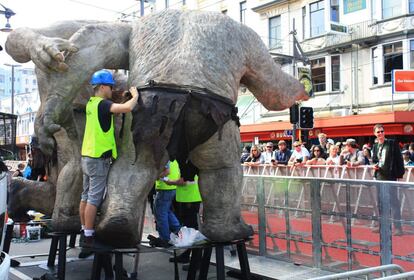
4, 63, 21, 115
291, 20, 297, 143
140, 0, 144, 16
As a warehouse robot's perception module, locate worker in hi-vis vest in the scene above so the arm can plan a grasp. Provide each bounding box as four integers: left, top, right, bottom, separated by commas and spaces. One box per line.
151, 160, 182, 248
80, 69, 138, 249
166, 161, 202, 263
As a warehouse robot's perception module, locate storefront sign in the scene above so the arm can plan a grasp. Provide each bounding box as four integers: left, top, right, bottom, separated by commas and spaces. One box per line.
393, 70, 414, 94
343, 0, 366, 14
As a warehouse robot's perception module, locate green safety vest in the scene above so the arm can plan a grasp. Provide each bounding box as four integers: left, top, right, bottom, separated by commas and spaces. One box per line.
81, 97, 118, 159
155, 160, 180, 190
176, 175, 202, 203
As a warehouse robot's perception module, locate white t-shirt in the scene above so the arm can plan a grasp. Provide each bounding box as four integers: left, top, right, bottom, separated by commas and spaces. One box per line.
262, 151, 274, 164
326, 155, 340, 165
291, 147, 310, 161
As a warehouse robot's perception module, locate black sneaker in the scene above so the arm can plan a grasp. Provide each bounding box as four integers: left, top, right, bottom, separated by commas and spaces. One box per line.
148, 236, 171, 248
80, 234, 95, 248
78, 248, 93, 259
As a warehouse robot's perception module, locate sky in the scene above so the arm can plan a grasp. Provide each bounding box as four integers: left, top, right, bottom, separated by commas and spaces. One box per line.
0, 0, 141, 65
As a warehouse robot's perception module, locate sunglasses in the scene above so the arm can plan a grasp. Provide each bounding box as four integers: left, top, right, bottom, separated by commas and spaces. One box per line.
266, 146, 272, 148
251, 149, 257, 151
376, 130, 384, 134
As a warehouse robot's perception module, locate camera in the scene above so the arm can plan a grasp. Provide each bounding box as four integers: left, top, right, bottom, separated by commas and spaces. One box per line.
296, 158, 303, 163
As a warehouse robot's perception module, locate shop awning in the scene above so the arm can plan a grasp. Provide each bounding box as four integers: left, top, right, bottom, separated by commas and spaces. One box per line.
240, 111, 414, 142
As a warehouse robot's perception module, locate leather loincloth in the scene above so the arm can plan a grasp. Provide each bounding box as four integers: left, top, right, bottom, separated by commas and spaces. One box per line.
130, 80, 240, 174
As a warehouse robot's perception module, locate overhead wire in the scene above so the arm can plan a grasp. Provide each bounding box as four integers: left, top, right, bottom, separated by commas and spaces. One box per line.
66, 0, 125, 14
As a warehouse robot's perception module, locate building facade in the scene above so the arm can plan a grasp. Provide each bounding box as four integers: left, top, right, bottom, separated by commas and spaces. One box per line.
146, 0, 414, 143
0, 67, 39, 156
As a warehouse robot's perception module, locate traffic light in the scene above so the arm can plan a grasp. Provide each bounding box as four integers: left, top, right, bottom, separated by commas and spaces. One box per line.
289, 104, 299, 124
299, 106, 314, 129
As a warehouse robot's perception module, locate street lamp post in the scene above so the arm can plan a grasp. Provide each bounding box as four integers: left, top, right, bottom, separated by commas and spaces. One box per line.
4, 63, 21, 115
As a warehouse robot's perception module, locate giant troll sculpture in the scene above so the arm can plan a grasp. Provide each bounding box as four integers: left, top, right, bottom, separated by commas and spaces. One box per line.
6, 9, 309, 247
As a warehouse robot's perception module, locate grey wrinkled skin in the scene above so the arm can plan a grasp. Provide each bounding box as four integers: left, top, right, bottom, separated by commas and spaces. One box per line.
6, 9, 308, 247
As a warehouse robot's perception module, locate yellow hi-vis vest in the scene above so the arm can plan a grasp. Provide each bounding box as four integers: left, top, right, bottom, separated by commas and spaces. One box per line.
81, 97, 118, 159
176, 175, 202, 203
155, 160, 180, 190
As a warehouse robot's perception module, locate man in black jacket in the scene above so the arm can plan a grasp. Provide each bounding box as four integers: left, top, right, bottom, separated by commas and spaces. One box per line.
372, 124, 405, 236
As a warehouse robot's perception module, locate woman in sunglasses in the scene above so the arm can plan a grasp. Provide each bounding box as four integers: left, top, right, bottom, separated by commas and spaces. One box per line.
244, 145, 265, 166
306, 145, 326, 165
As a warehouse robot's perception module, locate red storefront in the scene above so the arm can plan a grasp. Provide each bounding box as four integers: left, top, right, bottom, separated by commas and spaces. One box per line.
240, 111, 414, 143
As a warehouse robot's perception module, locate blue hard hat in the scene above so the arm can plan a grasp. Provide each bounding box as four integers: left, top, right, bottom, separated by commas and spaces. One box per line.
90, 69, 115, 86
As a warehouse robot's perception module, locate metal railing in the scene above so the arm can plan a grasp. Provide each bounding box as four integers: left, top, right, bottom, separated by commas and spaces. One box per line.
242, 164, 414, 183
378, 271, 414, 279
241, 174, 414, 273
310, 264, 404, 279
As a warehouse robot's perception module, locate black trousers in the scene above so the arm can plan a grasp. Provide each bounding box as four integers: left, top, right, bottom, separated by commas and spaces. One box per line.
175, 202, 201, 229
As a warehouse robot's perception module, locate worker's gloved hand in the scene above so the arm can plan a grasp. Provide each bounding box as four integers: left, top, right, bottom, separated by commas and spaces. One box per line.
129, 87, 139, 99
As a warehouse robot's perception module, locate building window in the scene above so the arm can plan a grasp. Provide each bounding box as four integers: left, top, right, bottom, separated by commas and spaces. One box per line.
383, 42, 402, 83
411, 40, 414, 68
165, 0, 169, 8
240, 1, 246, 24
310, 0, 325, 37
410, 0, 414, 13
269, 16, 281, 49
302, 6, 306, 40
382, 0, 401, 19
330, 0, 339, 22
311, 58, 326, 92
331, 56, 340, 91
372, 47, 379, 85
32, 79, 36, 85
182, 0, 186, 5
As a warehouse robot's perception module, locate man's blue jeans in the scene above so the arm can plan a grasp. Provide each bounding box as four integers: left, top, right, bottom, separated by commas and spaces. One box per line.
154, 189, 181, 241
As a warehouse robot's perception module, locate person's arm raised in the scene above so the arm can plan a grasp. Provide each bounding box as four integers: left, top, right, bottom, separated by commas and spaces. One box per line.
110, 87, 139, 114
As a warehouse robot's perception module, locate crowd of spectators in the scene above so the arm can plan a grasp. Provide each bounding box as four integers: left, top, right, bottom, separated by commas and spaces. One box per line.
241, 124, 410, 236
241, 135, 414, 168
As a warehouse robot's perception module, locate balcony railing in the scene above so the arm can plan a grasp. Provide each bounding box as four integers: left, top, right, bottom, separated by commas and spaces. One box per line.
302, 15, 414, 53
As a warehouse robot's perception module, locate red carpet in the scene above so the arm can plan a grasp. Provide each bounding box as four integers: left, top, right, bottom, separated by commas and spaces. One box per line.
242, 211, 414, 271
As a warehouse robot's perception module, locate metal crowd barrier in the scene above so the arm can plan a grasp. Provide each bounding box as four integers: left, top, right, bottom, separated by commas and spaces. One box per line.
310, 264, 405, 279
240, 174, 414, 273
242, 165, 414, 226
242, 164, 414, 182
